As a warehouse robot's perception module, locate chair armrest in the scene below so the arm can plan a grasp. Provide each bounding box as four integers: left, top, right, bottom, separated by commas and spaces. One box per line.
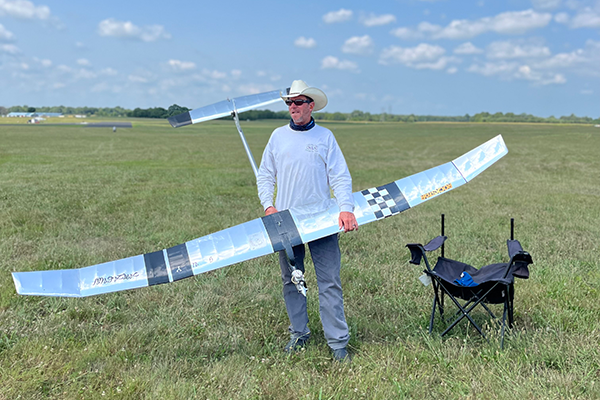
507, 239, 524, 258
406, 243, 425, 265
406, 236, 447, 266
424, 235, 447, 252
504, 242, 533, 279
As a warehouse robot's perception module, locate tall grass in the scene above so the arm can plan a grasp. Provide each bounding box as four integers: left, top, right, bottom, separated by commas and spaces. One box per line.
1, 120, 599, 399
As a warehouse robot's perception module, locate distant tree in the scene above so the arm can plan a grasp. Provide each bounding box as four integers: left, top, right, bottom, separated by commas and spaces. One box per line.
27, 107, 36, 113
0, 106, 7, 116
167, 104, 190, 117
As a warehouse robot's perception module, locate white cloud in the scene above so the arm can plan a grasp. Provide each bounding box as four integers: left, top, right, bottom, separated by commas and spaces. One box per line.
168, 59, 196, 71
392, 9, 552, 41
33, 57, 52, 67
321, 56, 360, 72
77, 58, 91, 66
542, 74, 566, 84
533, 49, 586, 69
361, 13, 396, 27
342, 35, 374, 55
230, 69, 242, 79
454, 42, 483, 54
486, 9, 552, 34
390, 27, 423, 40
202, 68, 226, 79
91, 82, 121, 93
75, 68, 96, 79
447, 67, 458, 74
380, 43, 446, 65
0, 43, 19, 54
129, 74, 148, 83
323, 9, 352, 24
467, 61, 566, 84
0, 0, 50, 20
487, 41, 551, 59
580, 89, 593, 95
100, 67, 118, 76
554, 7, 600, 29
531, 0, 561, 10
294, 36, 316, 48
414, 56, 458, 70
98, 18, 171, 42
0, 23, 15, 41
554, 12, 570, 24
56, 64, 71, 73
570, 8, 600, 28
468, 61, 519, 76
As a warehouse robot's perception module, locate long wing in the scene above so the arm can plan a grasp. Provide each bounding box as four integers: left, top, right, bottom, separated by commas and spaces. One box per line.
12, 135, 508, 297
168, 89, 288, 128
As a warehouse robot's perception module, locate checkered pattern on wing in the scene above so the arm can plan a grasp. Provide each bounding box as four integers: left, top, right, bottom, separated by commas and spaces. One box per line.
361, 186, 400, 220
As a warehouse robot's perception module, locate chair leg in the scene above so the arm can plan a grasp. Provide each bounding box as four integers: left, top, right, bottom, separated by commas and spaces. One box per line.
429, 292, 437, 334
439, 290, 445, 320
508, 286, 514, 328
501, 299, 508, 349
440, 290, 487, 341
430, 281, 443, 333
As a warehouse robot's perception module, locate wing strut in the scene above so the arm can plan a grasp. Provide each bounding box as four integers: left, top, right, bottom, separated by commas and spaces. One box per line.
231, 99, 258, 177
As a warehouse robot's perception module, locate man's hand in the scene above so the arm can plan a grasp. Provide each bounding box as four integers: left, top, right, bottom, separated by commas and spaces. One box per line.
339, 211, 358, 232
265, 206, 278, 216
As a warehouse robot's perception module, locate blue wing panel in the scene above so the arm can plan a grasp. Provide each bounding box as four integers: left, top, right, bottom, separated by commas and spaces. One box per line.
188, 218, 273, 275
80, 255, 148, 296
453, 135, 508, 182
189, 99, 233, 124
13, 268, 81, 297
396, 162, 467, 208
233, 90, 284, 114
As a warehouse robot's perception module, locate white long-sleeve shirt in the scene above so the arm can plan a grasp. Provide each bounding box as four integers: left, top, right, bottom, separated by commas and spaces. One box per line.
257, 123, 354, 214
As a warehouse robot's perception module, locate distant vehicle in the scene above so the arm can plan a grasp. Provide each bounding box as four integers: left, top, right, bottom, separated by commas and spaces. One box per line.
27, 117, 46, 124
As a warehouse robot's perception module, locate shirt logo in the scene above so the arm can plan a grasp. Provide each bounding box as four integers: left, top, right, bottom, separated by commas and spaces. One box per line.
305, 144, 318, 153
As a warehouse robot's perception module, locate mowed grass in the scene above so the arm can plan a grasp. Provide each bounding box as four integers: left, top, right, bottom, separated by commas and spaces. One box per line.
1, 119, 599, 399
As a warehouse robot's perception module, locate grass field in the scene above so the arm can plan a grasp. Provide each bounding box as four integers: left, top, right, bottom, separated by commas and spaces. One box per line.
1, 119, 599, 399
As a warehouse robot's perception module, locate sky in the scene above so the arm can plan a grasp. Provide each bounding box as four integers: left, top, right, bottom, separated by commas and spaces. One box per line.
0, 0, 599, 117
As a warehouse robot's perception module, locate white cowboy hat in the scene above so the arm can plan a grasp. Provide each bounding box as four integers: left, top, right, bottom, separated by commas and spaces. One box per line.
281, 80, 328, 112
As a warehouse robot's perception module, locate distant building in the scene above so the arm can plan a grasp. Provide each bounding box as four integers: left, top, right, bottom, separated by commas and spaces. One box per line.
7, 112, 63, 118
7, 112, 36, 118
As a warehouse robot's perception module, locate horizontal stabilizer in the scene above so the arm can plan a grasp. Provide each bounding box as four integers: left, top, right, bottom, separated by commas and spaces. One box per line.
168, 89, 288, 128
12, 135, 508, 297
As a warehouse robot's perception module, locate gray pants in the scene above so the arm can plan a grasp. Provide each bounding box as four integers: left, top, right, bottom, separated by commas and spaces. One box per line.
279, 234, 350, 350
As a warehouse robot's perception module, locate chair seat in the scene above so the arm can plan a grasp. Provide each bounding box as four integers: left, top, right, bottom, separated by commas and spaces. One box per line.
432, 257, 516, 285
429, 257, 520, 304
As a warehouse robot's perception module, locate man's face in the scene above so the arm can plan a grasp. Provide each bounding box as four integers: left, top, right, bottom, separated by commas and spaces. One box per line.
288, 95, 314, 125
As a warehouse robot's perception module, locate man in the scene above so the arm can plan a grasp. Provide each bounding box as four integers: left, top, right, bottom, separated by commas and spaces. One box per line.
256, 80, 358, 362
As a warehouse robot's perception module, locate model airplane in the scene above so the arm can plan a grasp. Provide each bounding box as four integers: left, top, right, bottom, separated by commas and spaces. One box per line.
12, 134, 508, 297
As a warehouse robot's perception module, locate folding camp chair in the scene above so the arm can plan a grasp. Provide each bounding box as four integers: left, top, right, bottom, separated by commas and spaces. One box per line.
406, 215, 533, 348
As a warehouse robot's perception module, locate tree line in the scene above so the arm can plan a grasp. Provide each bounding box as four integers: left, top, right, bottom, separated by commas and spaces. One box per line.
2, 105, 599, 125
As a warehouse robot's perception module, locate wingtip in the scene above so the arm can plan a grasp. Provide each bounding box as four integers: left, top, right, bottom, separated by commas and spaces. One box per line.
167, 112, 192, 128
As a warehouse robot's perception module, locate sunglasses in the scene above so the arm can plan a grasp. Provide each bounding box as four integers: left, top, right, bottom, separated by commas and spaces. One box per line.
285, 99, 313, 106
